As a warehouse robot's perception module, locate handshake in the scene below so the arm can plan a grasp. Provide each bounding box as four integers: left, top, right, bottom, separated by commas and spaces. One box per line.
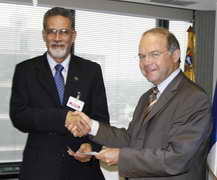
65, 111, 92, 137
64, 111, 120, 166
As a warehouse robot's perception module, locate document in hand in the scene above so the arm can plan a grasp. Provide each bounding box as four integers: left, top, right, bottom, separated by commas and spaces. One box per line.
78, 152, 99, 156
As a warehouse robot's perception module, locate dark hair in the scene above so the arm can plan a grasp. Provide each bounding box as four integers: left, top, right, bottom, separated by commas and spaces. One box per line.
43, 7, 74, 30
143, 27, 180, 53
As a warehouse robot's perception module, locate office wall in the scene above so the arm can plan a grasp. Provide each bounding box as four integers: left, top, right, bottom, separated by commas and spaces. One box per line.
195, 10, 215, 98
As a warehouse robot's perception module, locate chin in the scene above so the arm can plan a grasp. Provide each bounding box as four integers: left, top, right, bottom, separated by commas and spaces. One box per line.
49, 49, 67, 59
147, 76, 158, 84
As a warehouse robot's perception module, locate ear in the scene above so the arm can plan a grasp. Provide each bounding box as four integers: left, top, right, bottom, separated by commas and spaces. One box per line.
71, 30, 77, 43
172, 49, 181, 63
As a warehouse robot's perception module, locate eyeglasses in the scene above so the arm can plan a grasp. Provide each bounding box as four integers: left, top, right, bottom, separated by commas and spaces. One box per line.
45, 28, 73, 37
138, 50, 169, 61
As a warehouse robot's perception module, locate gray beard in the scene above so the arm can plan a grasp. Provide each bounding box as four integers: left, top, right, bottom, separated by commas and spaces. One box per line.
49, 47, 67, 59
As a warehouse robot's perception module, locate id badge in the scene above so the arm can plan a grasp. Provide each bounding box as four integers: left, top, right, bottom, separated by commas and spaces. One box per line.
67, 96, 84, 112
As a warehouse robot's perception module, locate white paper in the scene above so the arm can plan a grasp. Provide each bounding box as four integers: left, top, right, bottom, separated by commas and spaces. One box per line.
78, 151, 99, 156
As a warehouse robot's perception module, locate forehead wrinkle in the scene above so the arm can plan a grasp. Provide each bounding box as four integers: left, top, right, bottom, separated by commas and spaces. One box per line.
46, 16, 72, 30
139, 33, 167, 54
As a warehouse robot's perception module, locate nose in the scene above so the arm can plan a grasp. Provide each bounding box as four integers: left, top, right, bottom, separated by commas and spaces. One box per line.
141, 56, 152, 65
54, 31, 61, 41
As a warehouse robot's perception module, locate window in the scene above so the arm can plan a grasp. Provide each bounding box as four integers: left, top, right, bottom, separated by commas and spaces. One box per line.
75, 10, 155, 128
0, 3, 48, 174
75, 11, 192, 128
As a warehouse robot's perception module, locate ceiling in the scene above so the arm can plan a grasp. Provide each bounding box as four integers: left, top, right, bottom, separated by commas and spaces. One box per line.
3, 0, 217, 11
114, 0, 217, 10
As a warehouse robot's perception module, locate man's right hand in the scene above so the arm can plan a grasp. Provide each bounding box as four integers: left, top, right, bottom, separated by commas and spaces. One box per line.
65, 111, 92, 137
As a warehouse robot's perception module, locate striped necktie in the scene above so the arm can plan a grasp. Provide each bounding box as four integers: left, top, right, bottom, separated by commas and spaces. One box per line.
54, 64, 64, 105
143, 86, 159, 119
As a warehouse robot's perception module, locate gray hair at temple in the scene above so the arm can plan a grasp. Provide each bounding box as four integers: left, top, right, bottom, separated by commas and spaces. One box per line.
43, 7, 74, 30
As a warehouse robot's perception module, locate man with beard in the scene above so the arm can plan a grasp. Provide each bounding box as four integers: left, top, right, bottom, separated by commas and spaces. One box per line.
9, 7, 109, 180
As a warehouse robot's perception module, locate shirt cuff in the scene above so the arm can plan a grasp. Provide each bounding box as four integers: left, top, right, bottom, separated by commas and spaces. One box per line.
89, 119, 99, 136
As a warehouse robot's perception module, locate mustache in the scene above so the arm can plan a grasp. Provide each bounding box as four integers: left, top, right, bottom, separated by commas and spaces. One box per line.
50, 42, 65, 47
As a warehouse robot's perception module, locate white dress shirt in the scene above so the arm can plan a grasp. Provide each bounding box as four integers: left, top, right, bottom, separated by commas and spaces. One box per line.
47, 53, 71, 84
156, 68, 180, 99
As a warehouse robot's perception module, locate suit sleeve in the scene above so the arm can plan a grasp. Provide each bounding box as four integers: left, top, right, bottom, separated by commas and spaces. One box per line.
118, 91, 212, 177
90, 94, 146, 147
9, 64, 68, 135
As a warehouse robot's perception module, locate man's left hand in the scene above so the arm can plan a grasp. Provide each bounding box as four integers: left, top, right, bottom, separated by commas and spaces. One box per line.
67, 143, 92, 162
95, 148, 120, 166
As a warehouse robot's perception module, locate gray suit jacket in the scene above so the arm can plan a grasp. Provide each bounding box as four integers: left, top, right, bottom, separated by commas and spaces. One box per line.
92, 72, 212, 180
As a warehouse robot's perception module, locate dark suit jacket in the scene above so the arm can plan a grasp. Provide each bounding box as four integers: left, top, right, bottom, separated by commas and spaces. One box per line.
92, 72, 212, 180
10, 53, 109, 180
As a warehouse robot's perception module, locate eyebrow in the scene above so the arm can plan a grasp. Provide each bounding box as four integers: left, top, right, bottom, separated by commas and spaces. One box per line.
138, 50, 161, 55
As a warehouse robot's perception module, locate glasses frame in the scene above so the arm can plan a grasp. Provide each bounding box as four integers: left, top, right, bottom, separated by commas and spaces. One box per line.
138, 49, 170, 61
45, 28, 74, 37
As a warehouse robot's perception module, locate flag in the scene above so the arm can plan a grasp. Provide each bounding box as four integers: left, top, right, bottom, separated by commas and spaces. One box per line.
207, 82, 217, 179
184, 26, 195, 82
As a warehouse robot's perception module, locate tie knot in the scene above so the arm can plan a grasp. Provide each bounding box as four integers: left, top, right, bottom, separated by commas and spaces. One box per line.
152, 86, 159, 96
148, 86, 159, 105
55, 64, 64, 72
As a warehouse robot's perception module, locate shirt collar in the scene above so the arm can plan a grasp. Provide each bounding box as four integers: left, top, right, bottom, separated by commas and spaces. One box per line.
46, 53, 70, 73
156, 68, 181, 95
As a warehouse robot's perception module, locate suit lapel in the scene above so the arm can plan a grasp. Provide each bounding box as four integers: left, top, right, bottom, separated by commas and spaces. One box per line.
36, 54, 60, 106
132, 93, 151, 138
143, 72, 185, 125
63, 55, 82, 105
